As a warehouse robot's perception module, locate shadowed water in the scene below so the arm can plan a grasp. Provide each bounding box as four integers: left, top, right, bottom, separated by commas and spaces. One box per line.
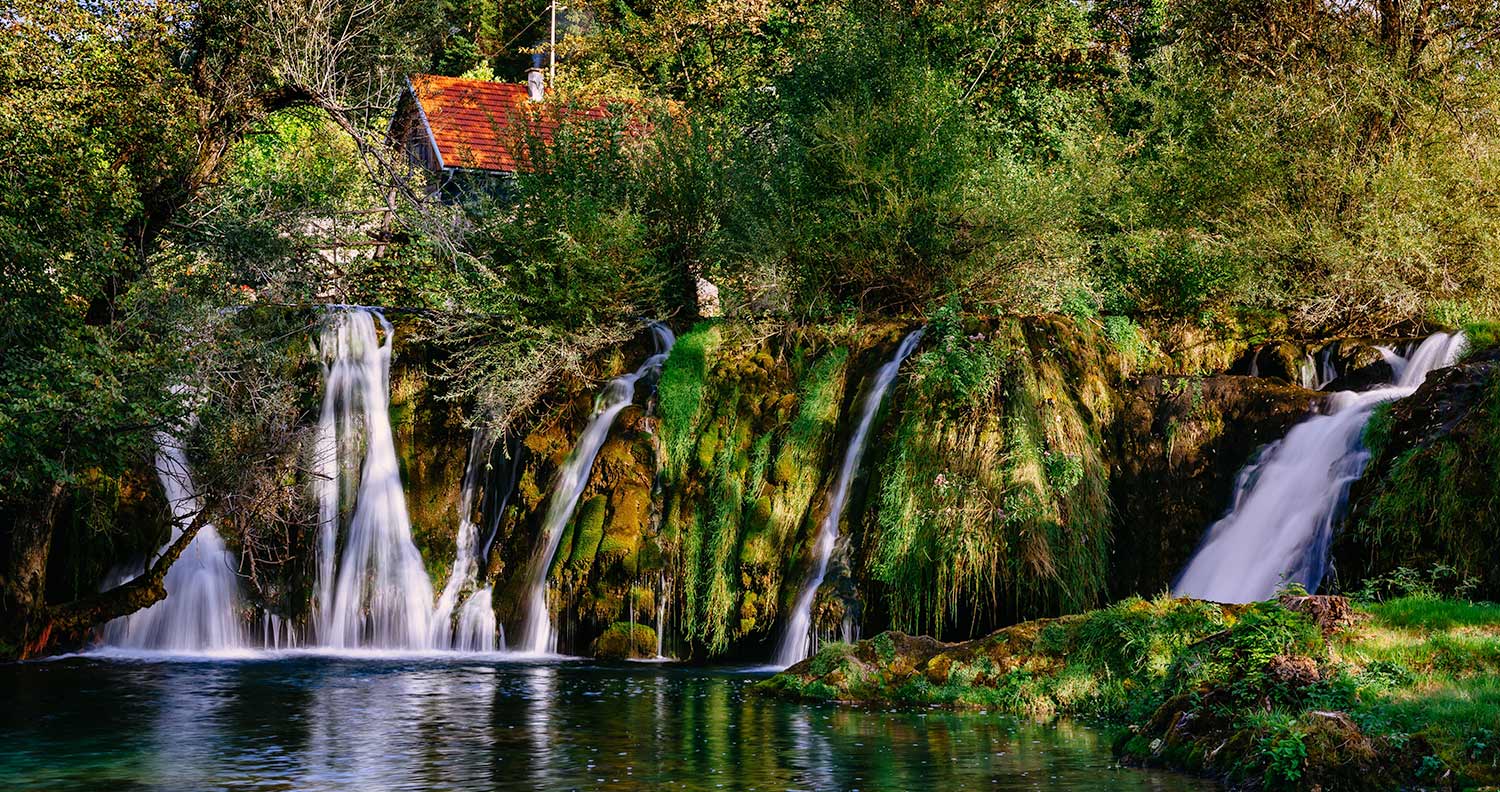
0, 658, 1212, 791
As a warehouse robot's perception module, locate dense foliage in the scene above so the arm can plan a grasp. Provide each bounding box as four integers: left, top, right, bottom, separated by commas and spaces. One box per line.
3, 0, 1499, 655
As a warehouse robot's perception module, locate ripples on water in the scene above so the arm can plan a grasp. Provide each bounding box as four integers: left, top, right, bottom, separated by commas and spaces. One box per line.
0, 656, 1213, 791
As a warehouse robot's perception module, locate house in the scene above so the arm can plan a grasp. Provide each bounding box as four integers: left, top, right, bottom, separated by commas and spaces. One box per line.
388, 70, 647, 202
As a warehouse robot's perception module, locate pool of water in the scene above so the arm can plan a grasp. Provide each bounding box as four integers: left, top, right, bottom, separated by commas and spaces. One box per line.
0, 653, 1213, 791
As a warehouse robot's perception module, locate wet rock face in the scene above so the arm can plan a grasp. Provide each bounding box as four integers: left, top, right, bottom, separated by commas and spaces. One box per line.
387, 325, 469, 588
1322, 341, 1396, 392
1109, 376, 1321, 598
76, 310, 1483, 661
1337, 347, 1500, 599
1234, 339, 1398, 391
389, 317, 1347, 656
1239, 341, 1306, 383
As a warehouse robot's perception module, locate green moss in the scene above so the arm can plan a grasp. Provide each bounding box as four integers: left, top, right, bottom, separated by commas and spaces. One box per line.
761, 594, 1500, 787
1460, 319, 1500, 359
871, 318, 1113, 637
549, 520, 577, 578
1361, 401, 1394, 460
1353, 375, 1500, 592
658, 322, 722, 480
591, 621, 657, 659
1102, 315, 1149, 372
567, 495, 608, 572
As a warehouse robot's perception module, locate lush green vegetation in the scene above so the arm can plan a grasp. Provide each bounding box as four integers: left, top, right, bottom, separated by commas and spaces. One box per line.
4, 0, 1500, 675
869, 315, 1115, 638
657, 329, 853, 653
1344, 350, 1500, 599
761, 580, 1500, 788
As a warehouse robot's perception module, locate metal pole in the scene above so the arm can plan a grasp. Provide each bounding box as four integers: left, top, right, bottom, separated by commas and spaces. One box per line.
548, 0, 556, 84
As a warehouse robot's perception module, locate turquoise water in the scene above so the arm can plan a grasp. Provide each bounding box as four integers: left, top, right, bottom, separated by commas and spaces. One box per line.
0, 654, 1212, 791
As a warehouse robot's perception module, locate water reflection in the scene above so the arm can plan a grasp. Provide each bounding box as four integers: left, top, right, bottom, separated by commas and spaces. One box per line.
0, 658, 1214, 791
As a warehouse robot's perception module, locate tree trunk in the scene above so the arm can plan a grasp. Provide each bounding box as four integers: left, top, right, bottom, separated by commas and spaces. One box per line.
1, 482, 64, 657
32, 510, 211, 658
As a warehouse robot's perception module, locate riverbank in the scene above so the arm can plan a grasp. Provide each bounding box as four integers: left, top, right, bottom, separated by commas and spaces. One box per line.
756, 592, 1500, 789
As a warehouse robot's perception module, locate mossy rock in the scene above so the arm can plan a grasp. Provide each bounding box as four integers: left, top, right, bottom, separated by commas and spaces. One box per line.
591, 621, 657, 660
1340, 348, 1500, 599
567, 495, 608, 572
598, 485, 649, 568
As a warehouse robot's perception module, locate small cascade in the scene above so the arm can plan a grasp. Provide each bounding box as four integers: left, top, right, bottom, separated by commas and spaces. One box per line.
516, 324, 675, 654
262, 613, 301, 650
774, 329, 924, 667
1317, 344, 1339, 389
314, 308, 437, 649
103, 428, 245, 652
655, 574, 669, 659
1299, 353, 1319, 390
1174, 332, 1466, 603
431, 431, 493, 649
454, 587, 499, 652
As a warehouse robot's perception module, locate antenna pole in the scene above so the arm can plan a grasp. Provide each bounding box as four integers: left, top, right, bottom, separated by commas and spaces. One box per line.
548, 0, 557, 84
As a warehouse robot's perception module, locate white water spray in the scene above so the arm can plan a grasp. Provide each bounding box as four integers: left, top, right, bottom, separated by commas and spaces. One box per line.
315, 308, 437, 649
1174, 332, 1466, 603
774, 329, 924, 667
516, 324, 675, 654
103, 427, 245, 651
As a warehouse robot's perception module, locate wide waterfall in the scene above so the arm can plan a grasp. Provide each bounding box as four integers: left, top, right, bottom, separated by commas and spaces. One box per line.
102, 427, 245, 652
1174, 332, 1466, 603
516, 324, 675, 654
315, 307, 437, 649
774, 329, 924, 667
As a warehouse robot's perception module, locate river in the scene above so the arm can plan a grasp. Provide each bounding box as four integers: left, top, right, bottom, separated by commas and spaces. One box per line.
0, 654, 1211, 791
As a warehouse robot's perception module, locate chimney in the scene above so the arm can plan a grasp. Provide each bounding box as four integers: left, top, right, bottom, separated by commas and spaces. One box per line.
526, 67, 544, 102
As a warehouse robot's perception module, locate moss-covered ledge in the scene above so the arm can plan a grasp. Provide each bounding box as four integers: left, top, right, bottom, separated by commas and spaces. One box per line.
755, 594, 1500, 790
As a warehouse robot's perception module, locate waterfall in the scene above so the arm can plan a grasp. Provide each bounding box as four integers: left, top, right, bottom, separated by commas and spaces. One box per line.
431, 431, 492, 649
1174, 332, 1466, 603
315, 307, 437, 649
655, 574, 669, 659
1299, 353, 1319, 390
516, 324, 675, 654
103, 428, 245, 652
773, 329, 924, 667
454, 586, 499, 652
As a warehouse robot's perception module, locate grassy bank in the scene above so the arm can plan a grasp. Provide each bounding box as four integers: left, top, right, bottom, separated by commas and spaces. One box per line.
756, 592, 1500, 789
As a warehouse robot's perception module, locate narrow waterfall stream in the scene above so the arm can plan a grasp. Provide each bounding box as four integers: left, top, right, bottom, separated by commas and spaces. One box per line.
102, 427, 246, 652
517, 324, 676, 654
431, 431, 497, 649
1174, 332, 1466, 602
315, 307, 437, 649
773, 329, 924, 667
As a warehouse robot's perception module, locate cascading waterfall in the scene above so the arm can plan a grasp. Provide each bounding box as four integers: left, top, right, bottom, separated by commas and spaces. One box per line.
315, 307, 437, 649
103, 427, 245, 651
773, 329, 924, 667
1174, 332, 1466, 603
430, 431, 494, 649
454, 587, 499, 652
516, 324, 675, 654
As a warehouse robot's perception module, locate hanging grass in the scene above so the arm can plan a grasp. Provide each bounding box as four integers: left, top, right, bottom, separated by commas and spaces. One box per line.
657, 322, 722, 481
870, 317, 1114, 638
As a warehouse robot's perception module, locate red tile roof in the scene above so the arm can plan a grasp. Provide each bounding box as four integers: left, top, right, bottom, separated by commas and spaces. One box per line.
406, 74, 625, 173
